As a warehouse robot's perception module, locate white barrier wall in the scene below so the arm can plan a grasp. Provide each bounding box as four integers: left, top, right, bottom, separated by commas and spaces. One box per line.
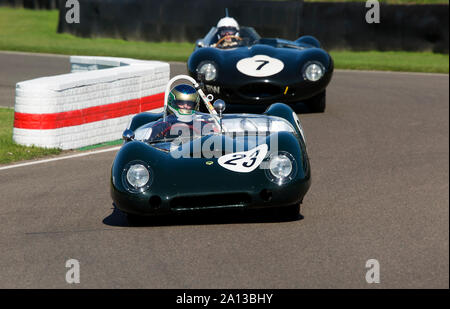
13, 56, 170, 149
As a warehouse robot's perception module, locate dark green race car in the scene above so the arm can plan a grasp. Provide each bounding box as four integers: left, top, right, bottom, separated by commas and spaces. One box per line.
110, 75, 311, 222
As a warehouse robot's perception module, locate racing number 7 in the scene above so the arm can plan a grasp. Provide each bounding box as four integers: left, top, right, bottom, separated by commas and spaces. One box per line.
255, 60, 269, 70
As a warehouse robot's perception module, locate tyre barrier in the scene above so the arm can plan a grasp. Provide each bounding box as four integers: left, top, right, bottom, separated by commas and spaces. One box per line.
13, 56, 169, 149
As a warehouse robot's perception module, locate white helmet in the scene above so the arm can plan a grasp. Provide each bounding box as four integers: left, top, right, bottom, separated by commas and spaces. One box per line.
216, 17, 240, 40
217, 17, 239, 30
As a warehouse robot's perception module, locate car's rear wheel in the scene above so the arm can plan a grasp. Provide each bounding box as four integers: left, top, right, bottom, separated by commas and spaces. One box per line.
304, 91, 326, 113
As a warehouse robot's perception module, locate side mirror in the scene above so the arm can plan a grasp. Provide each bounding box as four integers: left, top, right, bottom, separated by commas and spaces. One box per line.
213, 99, 226, 117
122, 129, 135, 142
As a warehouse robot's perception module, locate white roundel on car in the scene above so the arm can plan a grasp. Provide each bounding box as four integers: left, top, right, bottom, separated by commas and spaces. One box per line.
218, 144, 268, 173
236, 55, 284, 77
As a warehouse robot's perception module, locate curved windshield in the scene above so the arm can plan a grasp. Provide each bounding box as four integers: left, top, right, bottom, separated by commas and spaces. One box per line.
221, 114, 296, 135
134, 113, 219, 144
133, 113, 296, 145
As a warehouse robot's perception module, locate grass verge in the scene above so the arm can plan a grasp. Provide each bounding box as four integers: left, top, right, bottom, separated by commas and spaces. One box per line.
0, 7, 193, 62
78, 140, 122, 151
330, 50, 448, 73
0, 108, 61, 164
0, 7, 448, 73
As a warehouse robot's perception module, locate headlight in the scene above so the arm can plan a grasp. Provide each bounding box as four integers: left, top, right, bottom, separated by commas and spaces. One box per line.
197, 62, 217, 81
127, 164, 149, 188
303, 62, 324, 82
270, 155, 293, 178
122, 161, 152, 193
265, 152, 297, 185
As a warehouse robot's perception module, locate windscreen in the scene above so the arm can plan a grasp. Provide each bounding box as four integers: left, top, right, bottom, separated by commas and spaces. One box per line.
133, 113, 296, 144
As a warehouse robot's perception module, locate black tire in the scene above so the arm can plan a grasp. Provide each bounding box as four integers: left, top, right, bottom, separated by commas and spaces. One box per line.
304, 91, 326, 113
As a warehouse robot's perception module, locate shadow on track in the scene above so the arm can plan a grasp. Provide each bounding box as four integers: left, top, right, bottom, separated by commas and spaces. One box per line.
103, 203, 304, 228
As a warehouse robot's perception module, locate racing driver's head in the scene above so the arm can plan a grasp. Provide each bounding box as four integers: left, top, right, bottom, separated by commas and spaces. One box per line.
167, 84, 200, 123
216, 17, 240, 41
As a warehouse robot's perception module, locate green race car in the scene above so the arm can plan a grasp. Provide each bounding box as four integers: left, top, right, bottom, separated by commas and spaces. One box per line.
110, 75, 311, 223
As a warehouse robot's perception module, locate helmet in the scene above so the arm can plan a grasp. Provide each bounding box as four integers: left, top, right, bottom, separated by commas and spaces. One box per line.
167, 84, 200, 122
216, 17, 239, 39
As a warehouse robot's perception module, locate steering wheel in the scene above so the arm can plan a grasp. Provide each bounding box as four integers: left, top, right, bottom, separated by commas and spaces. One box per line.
215, 35, 243, 49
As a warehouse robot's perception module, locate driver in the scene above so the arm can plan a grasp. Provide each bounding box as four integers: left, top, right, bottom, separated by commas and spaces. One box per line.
167, 84, 200, 123
213, 17, 240, 48
147, 84, 201, 141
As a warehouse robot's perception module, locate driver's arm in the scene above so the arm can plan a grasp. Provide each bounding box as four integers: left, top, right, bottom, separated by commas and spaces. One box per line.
148, 120, 170, 140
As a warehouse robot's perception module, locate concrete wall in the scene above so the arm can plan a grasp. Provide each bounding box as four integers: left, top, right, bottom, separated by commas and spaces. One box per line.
300, 2, 449, 53
13, 56, 169, 149
56, 0, 448, 53
56, 0, 303, 42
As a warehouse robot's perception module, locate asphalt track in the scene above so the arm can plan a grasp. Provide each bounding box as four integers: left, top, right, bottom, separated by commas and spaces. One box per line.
0, 52, 448, 288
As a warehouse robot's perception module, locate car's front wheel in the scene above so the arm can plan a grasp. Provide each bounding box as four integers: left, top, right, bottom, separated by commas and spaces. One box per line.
304, 91, 326, 113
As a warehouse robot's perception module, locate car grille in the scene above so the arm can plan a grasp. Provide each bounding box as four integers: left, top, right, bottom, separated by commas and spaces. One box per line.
239, 83, 282, 99
170, 193, 252, 210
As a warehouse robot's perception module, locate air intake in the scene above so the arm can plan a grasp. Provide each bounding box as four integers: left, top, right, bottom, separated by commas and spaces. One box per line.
170, 193, 251, 210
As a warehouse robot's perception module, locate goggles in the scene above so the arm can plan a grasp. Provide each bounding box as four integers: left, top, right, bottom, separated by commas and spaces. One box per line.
219, 27, 238, 37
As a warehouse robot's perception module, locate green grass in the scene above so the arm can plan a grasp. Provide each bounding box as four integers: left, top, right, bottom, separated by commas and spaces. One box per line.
331, 50, 449, 73
78, 139, 122, 151
0, 7, 193, 62
0, 7, 448, 73
0, 108, 61, 164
